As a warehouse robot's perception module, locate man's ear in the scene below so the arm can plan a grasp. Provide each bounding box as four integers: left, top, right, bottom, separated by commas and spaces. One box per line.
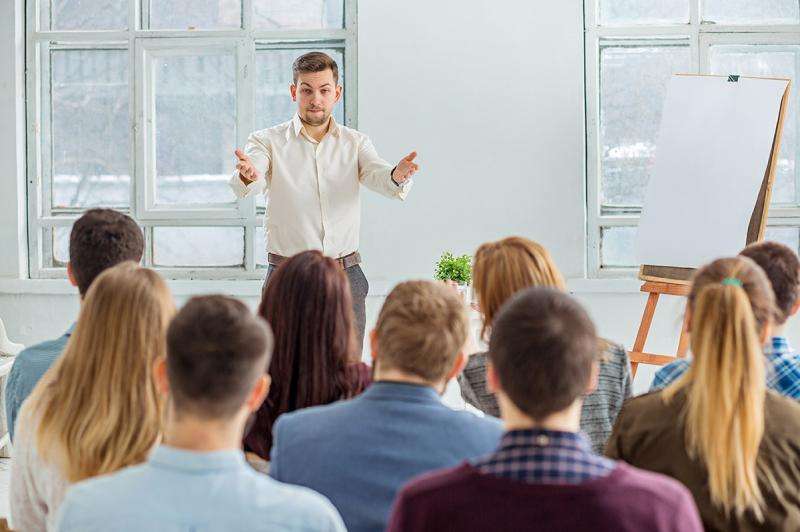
445, 352, 467, 383
290, 83, 297, 102
153, 356, 170, 398
790, 299, 800, 318
585, 361, 600, 395
246, 375, 270, 412
335, 84, 343, 104
66, 262, 78, 288
486, 362, 501, 394
369, 329, 379, 365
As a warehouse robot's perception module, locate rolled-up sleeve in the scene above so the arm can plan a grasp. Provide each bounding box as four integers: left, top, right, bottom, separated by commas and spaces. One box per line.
358, 136, 413, 200
229, 132, 271, 199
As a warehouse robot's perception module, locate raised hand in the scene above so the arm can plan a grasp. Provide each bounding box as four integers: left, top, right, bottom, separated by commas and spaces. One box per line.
235, 148, 261, 185
392, 151, 419, 185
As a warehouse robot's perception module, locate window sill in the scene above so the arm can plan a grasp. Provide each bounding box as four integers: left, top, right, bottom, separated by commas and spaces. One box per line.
0, 277, 647, 297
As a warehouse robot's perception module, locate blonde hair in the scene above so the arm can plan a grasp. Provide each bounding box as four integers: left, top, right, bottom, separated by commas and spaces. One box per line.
473, 237, 565, 341
31, 261, 174, 482
663, 256, 776, 519
375, 280, 468, 382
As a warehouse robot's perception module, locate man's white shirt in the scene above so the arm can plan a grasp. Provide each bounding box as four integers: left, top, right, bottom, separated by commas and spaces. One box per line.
229, 114, 413, 258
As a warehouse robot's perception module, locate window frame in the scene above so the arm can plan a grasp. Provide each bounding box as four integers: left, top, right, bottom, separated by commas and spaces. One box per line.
26, 0, 358, 280
585, 0, 800, 278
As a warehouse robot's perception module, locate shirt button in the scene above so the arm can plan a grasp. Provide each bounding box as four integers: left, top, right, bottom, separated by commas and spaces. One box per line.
535, 435, 550, 446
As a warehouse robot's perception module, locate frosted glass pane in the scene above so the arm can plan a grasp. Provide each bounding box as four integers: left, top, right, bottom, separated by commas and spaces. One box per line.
601, 226, 637, 268
253, 0, 343, 29
703, 0, 799, 25
51, 49, 130, 209
710, 46, 798, 204
148, 0, 242, 29
600, 45, 691, 207
599, 0, 689, 25
153, 52, 236, 206
153, 227, 244, 267
765, 227, 800, 254
41, 0, 128, 30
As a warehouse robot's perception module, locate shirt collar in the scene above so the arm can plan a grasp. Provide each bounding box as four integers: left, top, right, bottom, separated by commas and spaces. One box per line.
290, 113, 340, 140
363, 381, 441, 403
498, 428, 592, 454
149, 445, 247, 473
767, 336, 792, 356
65, 323, 77, 336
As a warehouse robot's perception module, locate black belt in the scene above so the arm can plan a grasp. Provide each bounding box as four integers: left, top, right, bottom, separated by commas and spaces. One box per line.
267, 251, 361, 269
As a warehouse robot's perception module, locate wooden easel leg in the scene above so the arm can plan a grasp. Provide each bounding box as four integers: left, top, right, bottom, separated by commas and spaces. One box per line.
631, 292, 660, 377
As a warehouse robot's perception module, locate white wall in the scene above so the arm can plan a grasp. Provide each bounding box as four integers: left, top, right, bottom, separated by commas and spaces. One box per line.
5, 1, 800, 395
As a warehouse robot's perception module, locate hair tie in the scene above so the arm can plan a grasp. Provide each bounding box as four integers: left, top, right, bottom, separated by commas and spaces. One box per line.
721, 277, 743, 287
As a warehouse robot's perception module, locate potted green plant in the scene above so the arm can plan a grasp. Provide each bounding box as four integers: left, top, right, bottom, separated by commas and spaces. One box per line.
434, 252, 472, 299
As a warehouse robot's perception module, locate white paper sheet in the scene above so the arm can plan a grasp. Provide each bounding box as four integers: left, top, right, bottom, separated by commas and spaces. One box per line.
636, 75, 788, 269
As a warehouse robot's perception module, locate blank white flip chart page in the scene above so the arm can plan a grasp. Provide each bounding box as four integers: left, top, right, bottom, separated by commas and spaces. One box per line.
636, 75, 788, 269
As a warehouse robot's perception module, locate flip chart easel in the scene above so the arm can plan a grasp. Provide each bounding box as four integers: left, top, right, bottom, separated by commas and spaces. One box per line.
630, 74, 791, 376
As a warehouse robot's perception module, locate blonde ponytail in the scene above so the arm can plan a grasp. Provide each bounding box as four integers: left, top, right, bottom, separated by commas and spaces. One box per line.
663, 257, 775, 519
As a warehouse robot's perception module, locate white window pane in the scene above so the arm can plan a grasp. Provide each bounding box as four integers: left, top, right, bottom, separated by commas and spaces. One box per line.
765, 227, 800, 254
148, 0, 242, 30
42, 226, 72, 268
255, 226, 268, 266
254, 47, 344, 210
710, 46, 797, 205
154, 52, 237, 206
253, 0, 343, 29
153, 227, 244, 267
40, 0, 128, 30
703, 0, 799, 25
600, 45, 691, 207
601, 226, 637, 268
51, 49, 130, 210
598, 0, 689, 25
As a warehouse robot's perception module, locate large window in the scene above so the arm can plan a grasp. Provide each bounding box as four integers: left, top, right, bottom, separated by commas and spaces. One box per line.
27, 0, 355, 279
586, 0, 800, 277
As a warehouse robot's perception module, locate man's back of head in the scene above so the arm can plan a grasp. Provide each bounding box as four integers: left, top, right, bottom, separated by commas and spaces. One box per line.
372, 280, 468, 386
739, 240, 800, 326
69, 209, 144, 297
489, 287, 598, 422
166, 295, 273, 421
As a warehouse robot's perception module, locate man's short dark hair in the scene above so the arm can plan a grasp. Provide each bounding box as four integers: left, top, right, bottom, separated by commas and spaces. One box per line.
167, 295, 273, 419
292, 51, 339, 85
489, 287, 598, 421
69, 209, 144, 296
739, 240, 800, 324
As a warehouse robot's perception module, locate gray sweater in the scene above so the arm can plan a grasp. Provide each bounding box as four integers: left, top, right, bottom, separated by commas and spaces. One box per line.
457, 342, 632, 453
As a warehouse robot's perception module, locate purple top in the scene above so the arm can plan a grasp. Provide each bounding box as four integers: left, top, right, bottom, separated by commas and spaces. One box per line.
388, 461, 702, 532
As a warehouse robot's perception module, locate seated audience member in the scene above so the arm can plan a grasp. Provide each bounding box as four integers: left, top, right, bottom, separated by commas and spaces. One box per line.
269, 281, 503, 532
389, 288, 701, 532
459, 236, 631, 451
608, 257, 800, 531
5, 208, 144, 441
55, 296, 345, 532
244, 250, 370, 459
10, 262, 173, 531
651, 240, 800, 399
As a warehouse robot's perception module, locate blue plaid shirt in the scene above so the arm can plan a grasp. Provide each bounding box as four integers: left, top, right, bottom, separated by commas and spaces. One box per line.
650, 336, 800, 400
473, 429, 615, 485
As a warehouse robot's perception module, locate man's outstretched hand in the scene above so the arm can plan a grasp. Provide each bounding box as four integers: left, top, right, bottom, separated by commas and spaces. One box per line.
392, 151, 419, 185
235, 149, 261, 185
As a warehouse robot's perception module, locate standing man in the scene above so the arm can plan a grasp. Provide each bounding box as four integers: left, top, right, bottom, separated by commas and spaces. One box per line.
231, 52, 418, 353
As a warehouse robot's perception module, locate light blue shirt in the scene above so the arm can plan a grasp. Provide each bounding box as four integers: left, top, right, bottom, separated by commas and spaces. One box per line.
56, 445, 347, 532
5, 324, 74, 442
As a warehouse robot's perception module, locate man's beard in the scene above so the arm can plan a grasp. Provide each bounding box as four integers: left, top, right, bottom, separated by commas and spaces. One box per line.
301, 109, 330, 126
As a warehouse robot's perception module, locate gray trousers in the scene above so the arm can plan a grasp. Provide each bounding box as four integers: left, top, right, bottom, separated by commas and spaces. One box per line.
263, 263, 369, 356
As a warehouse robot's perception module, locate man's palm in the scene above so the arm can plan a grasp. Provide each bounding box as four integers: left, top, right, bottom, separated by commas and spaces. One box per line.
235, 149, 260, 184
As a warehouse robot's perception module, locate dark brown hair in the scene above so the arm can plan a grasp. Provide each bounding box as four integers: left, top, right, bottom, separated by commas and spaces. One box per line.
375, 281, 468, 383
245, 250, 361, 458
69, 209, 144, 296
739, 240, 800, 324
489, 287, 598, 421
166, 295, 273, 419
292, 51, 339, 85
